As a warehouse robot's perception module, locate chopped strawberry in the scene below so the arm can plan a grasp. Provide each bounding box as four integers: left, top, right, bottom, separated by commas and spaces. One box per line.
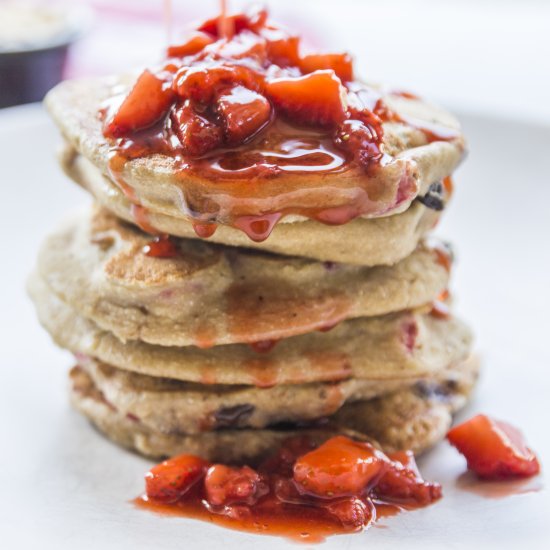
145, 454, 209, 502
334, 116, 385, 169
324, 497, 374, 530
262, 27, 301, 66
204, 464, 268, 506
209, 30, 267, 63
167, 32, 214, 58
198, 8, 268, 38
104, 70, 175, 138
300, 53, 354, 82
293, 436, 388, 498
375, 450, 442, 506
266, 70, 347, 128
447, 414, 541, 480
260, 436, 317, 477
171, 101, 223, 156
243, 7, 269, 33
173, 65, 261, 104
217, 86, 271, 144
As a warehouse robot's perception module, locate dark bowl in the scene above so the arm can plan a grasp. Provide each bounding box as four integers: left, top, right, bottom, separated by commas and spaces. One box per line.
0, 43, 70, 108
0, 4, 92, 108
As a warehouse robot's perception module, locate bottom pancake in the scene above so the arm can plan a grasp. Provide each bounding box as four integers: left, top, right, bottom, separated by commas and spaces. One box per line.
70, 356, 478, 462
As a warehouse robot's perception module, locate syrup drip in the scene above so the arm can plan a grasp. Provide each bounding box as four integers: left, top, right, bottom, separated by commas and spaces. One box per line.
218, 0, 234, 40
397, 114, 462, 143
131, 204, 158, 234
233, 213, 282, 242
192, 222, 218, 238
108, 147, 158, 235
249, 339, 279, 353
387, 91, 462, 143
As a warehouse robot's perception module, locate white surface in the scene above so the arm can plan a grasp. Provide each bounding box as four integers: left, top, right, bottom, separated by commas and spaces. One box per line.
0, 104, 549, 548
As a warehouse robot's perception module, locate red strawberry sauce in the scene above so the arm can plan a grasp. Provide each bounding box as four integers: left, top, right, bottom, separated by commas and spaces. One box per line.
135, 436, 442, 543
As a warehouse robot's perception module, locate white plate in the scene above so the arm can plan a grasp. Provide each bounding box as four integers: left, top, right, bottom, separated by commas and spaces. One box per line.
1, 104, 548, 549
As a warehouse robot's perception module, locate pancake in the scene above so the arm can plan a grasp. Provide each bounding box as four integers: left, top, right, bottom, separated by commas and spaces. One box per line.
77, 354, 477, 435
28, 273, 473, 386
36, 206, 451, 347
63, 149, 444, 266
70, 356, 478, 462
47, 74, 463, 264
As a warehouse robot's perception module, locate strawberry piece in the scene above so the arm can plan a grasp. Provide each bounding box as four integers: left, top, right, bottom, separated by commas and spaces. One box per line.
375, 450, 442, 506
167, 32, 214, 58
199, 8, 268, 38
173, 65, 261, 104
300, 53, 354, 82
171, 101, 223, 157
217, 86, 271, 144
204, 464, 268, 506
293, 436, 388, 498
260, 436, 317, 477
447, 414, 541, 480
210, 30, 268, 63
267, 70, 347, 128
334, 115, 385, 170
145, 454, 209, 502
262, 27, 300, 66
104, 70, 175, 138
324, 497, 374, 530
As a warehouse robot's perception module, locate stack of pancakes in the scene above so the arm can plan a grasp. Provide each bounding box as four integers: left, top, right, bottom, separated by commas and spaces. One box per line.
28, 77, 476, 463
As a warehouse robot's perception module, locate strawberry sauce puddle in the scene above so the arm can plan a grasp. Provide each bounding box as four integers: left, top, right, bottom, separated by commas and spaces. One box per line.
134, 436, 442, 543
133, 417, 541, 542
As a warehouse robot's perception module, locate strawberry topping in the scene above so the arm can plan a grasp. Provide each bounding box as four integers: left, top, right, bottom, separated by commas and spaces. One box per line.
217, 85, 272, 144
266, 71, 347, 128
167, 32, 215, 58
101, 8, 460, 242
170, 101, 223, 156
104, 70, 175, 138
205, 465, 268, 506
447, 414, 541, 480
375, 451, 442, 505
138, 435, 442, 540
293, 436, 388, 497
300, 53, 354, 82
145, 454, 208, 502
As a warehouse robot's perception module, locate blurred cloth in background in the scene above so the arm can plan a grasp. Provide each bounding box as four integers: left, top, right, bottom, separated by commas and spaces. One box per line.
1, 0, 549, 123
